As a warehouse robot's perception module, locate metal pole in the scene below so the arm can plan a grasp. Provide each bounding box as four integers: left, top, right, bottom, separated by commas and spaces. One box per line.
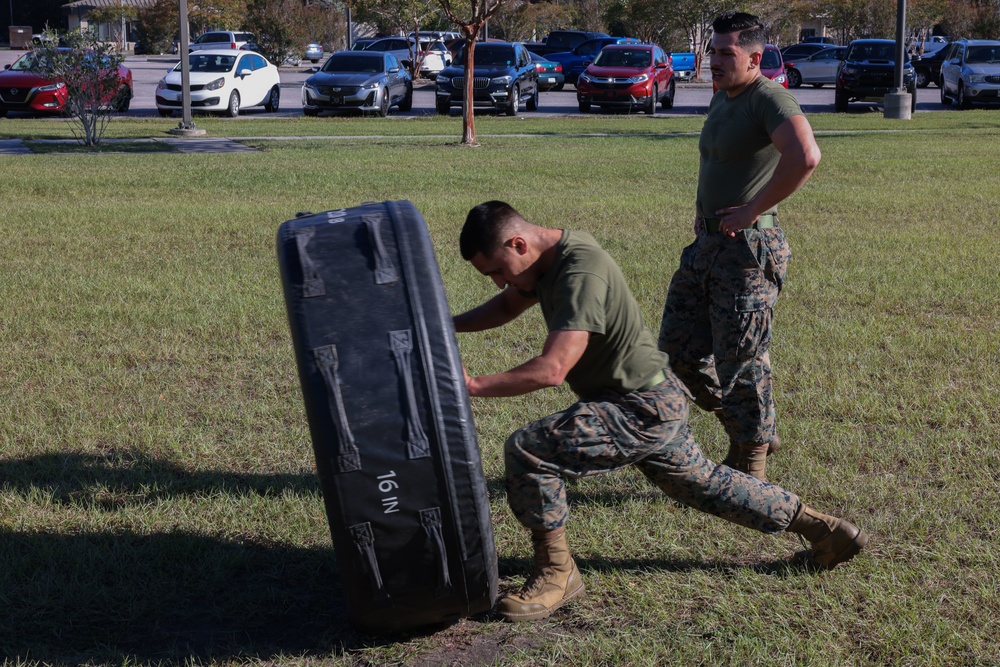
894, 0, 906, 90
179, 0, 193, 128
346, 6, 352, 50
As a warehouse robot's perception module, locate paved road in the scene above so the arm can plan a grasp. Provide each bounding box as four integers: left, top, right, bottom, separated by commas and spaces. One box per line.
1, 50, 956, 119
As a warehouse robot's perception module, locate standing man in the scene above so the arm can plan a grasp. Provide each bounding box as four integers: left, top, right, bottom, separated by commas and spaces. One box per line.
658, 12, 822, 481
454, 201, 865, 624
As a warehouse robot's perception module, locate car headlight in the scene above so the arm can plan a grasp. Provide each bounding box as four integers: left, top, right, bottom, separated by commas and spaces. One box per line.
772, 73, 787, 85
157, 78, 166, 91
362, 80, 380, 90
37, 82, 66, 92
206, 77, 226, 91
627, 73, 650, 84
579, 73, 592, 84
437, 75, 450, 85
842, 66, 857, 76
967, 73, 984, 83
492, 75, 514, 85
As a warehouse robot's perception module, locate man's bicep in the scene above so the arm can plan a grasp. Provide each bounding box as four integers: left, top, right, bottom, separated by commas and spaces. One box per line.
539, 329, 590, 377
771, 114, 818, 156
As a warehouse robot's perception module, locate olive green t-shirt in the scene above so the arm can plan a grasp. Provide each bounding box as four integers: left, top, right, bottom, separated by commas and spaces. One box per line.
696, 75, 804, 218
532, 230, 666, 397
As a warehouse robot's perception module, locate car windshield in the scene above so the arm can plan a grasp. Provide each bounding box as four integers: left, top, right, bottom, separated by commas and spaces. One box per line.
323, 55, 384, 73
473, 46, 516, 66
197, 33, 231, 43
183, 54, 237, 73
10, 52, 48, 71
761, 50, 782, 69
594, 49, 650, 67
847, 43, 895, 61
966, 45, 1000, 64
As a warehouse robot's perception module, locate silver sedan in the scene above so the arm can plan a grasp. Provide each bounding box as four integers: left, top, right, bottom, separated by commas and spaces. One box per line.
784, 46, 846, 88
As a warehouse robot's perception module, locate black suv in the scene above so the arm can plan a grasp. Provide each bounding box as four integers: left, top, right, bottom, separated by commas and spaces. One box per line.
835, 39, 916, 112
435, 42, 539, 116
528, 30, 610, 57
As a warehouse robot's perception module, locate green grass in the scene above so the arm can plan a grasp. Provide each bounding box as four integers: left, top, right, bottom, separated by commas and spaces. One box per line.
1, 112, 999, 666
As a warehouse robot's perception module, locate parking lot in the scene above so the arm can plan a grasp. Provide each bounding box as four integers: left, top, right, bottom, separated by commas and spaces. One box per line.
0, 50, 963, 119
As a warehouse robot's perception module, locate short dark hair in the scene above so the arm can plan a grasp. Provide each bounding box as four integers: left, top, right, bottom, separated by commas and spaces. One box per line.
459, 201, 521, 260
713, 12, 766, 52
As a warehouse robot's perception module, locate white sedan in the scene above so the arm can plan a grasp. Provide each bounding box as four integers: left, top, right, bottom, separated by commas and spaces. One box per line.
155, 49, 281, 117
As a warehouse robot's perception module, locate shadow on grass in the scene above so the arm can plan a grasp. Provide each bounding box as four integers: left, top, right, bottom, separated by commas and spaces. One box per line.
0, 451, 320, 509
0, 453, 470, 663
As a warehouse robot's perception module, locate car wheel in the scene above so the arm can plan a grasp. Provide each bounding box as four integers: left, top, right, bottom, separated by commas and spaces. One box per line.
940, 81, 952, 105
661, 79, 675, 109
377, 89, 390, 117
526, 85, 539, 111
0, 109, 8, 118
303, 107, 320, 117
113, 85, 131, 112
310, 59, 320, 64
916, 69, 929, 88
835, 87, 849, 112
578, 98, 591, 113
398, 83, 413, 112
436, 99, 450, 115
645, 84, 657, 114
958, 81, 972, 109
507, 86, 520, 116
787, 69, 802, 88
158, 109, 172, 118
226, 90, 241, 117
264, 85, 280, 113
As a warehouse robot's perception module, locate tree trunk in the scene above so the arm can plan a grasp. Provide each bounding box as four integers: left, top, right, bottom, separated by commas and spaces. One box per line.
461, 35, 477, 145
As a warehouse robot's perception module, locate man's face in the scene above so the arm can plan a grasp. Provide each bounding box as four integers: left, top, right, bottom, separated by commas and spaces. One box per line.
469, 238, 533, 292
709, 30, 762, 94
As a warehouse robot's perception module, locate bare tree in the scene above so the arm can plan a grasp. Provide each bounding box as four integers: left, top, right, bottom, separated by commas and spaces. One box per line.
31, 29, 131, 147
437, 0, 507, 145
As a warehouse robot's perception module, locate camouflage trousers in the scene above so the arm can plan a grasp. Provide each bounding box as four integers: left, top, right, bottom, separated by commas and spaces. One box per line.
504, 370, 800, 532
657, 224, 790, 448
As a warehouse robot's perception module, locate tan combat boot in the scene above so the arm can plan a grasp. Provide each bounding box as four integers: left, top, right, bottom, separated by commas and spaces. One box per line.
787, 503, 869, 570
722, 441, 771, 481
497, 528, 585, 623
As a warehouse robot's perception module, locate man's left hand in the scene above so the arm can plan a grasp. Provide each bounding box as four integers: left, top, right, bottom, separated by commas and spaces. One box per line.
714, 205, 759, 237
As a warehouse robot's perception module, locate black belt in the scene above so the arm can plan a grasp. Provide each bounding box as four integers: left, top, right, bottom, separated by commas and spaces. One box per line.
700, 213, 776, 233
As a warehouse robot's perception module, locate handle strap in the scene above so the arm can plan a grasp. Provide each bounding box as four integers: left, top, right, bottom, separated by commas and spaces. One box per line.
389, 330, 430, 460
350, 522, 390, 602
364, 213, 399, 285
313, 345, 361, 473
420, 507, 453, 597
294, 227, 325, 298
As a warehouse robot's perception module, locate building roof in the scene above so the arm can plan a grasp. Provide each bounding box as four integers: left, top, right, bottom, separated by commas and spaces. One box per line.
63, 0, 156, 10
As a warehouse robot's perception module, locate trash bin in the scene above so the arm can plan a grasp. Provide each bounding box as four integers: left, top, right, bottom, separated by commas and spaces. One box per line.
9, 26, 34, 50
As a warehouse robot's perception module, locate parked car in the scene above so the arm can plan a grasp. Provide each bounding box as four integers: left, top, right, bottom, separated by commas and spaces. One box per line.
546, 37, 641, 85
803, 35, 838, 45
351, 38, 379, 51
528, 51, 565, 91
576, 43, 674, 114
670, 52, 696, 82
784, 46, 846, 88
911, 43, 949, 87
188, 31, 256, 52
156, 49, 281, 117
304, 43, 324, 63
408, 30, 461, 42
526, 30, 610, 57
435, 41, 539, 116
835, 39, 915, 113
417, 40, 453, 79
0, 49, 132, 117
760, 44, 788, 87
780, 42, 829, 61
939, 39, 1000, 108
301, 50, 412, 117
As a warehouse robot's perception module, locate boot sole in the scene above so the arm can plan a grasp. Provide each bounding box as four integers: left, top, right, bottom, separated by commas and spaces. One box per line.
498, 579, 586, 623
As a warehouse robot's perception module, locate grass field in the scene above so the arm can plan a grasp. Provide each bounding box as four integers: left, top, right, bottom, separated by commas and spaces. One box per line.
1, 111, 999, 666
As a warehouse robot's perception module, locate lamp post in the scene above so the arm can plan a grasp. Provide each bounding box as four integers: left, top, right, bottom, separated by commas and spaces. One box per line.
884, 0, 912, 120
168, 0, 206, 135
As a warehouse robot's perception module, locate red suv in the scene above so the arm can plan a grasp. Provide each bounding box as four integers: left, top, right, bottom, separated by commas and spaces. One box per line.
576, 43, 675, 113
